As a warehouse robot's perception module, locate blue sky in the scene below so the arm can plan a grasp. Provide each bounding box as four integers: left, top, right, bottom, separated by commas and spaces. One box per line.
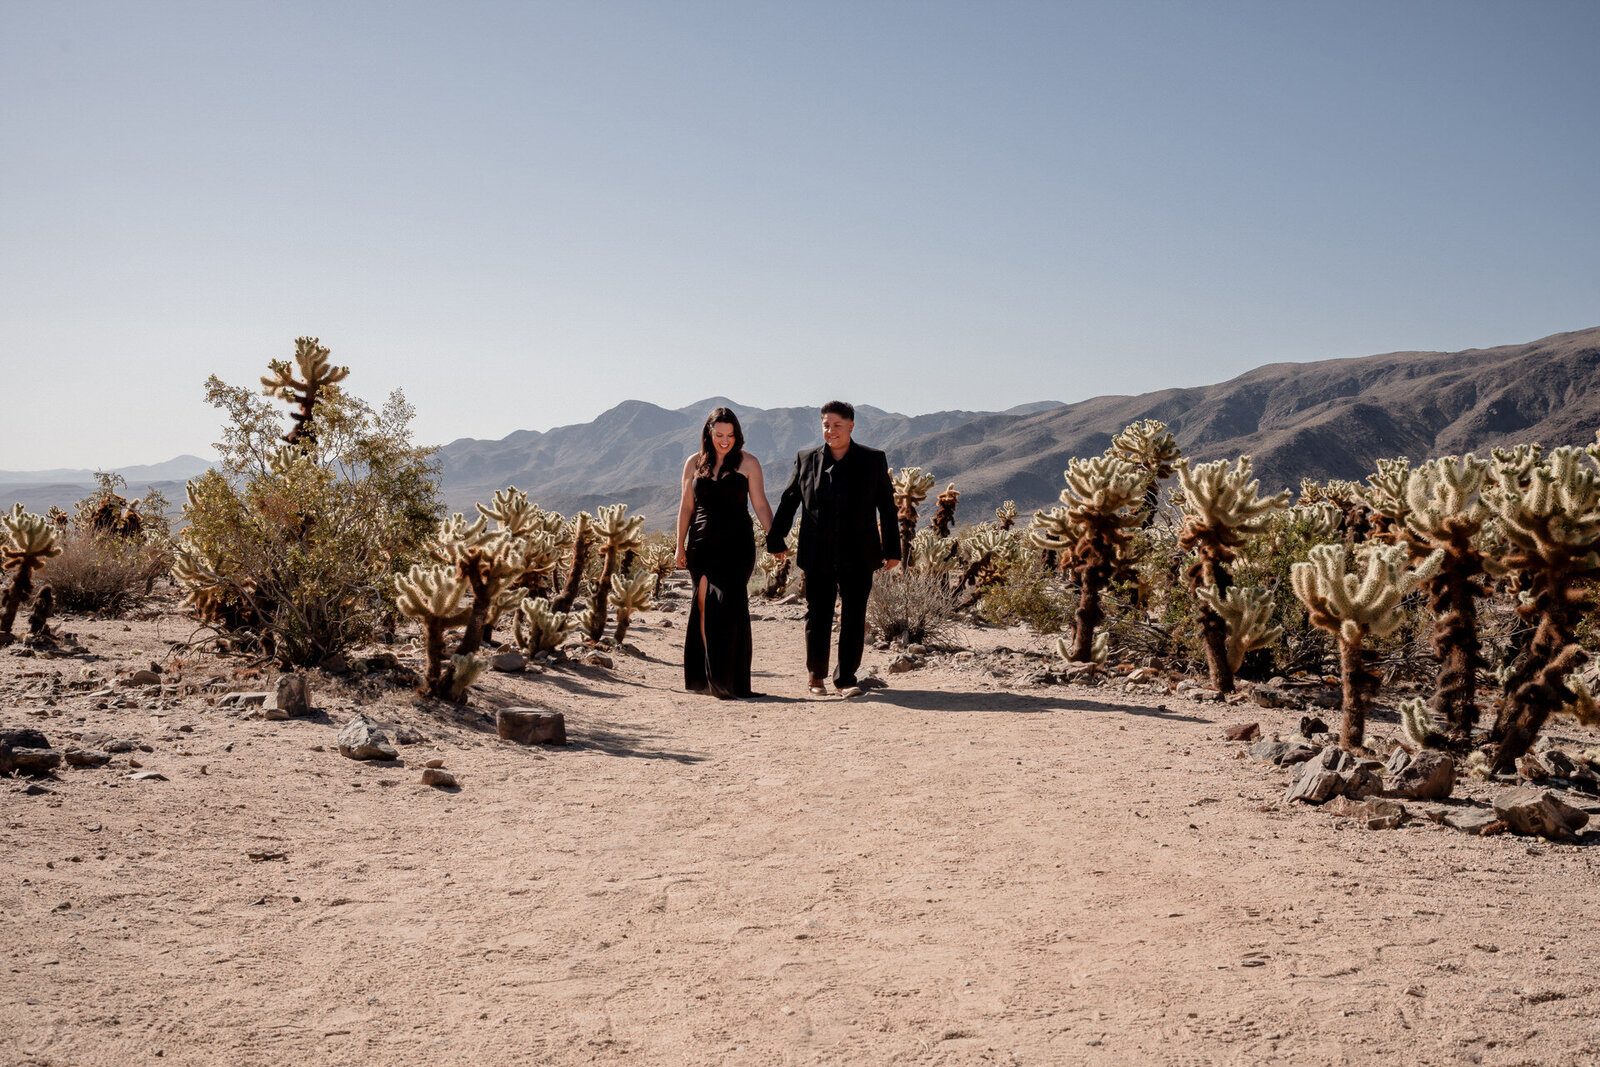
3, 1, 1597, 470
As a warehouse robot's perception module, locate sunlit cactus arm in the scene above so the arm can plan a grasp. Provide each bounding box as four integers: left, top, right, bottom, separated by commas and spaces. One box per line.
611, 570, 656, 644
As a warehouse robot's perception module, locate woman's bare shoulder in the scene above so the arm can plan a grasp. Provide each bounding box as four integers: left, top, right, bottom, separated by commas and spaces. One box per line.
739, 452, 763, 474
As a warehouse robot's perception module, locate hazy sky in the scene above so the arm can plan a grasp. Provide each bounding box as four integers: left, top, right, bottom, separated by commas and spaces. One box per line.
4, 1, 1597, 470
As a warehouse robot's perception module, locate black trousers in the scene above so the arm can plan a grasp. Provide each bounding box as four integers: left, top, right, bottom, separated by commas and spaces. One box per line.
803, 565, 875, 687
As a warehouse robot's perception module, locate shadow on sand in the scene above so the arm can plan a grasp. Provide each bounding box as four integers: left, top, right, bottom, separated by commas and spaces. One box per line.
863, 687, 1213, 723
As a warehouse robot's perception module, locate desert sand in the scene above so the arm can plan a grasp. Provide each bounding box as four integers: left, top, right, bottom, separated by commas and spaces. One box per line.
5, 584, 1600, 1067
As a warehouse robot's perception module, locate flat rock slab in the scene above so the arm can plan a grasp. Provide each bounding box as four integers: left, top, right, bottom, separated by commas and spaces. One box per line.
1494, 788, 1590, 842
63, 748, 112, 768
497, 708, 567, 746
1326, 796, 1408, 830
1249, 740, 1320, 767
1224, 722, 1261, 742
1285, 747, 1381, 804
1413, 801, 1502, 835
220, 692, 271, 708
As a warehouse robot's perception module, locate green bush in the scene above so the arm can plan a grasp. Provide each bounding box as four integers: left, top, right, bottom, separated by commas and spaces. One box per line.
178, 339, 443, 666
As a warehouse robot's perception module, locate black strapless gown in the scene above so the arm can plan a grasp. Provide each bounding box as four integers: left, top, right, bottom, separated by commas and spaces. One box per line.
684, 469, 757, 698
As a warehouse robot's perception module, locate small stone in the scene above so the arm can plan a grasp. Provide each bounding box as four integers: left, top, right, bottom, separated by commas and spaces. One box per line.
128, 669, 162, 686
127, 771, 169, 781
10, 748, 62, 775
490, 651, 527, 673
424, 758, 445, 768
907, 643, 928, 656
103, 739, 138, 753
1285, 747, 1381, 804
497, 707, 567, 746
337, 716, 399, 761
1387, 750, 1455, 800
63, 748, 111, 768
1326, 795, 1408, 830
887, 654, 918, 674
1300, 715, 1330, 737
1223, 722, 1261, 742
1517, 754, 1550, 781
275, 674, 312, 718
1309, 689, 1341, 710
953, 651, 975, 664
421, 768, 459, 789
1248, 740, 1319, 766
1248, 685, 1297, 709
219, 692, 270, 709
584, 652, 614, 669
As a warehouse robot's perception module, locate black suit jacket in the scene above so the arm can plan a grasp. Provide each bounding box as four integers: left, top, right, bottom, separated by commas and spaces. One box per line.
767, 442, 900, 572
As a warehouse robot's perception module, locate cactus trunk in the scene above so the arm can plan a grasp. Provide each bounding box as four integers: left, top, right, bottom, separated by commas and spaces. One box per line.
1196, 562, 1235, 693
1427, 563, 1487, 744
762, 556, 791, 599
1338, 637, 1377, 751
551, 527, 591, 614
0, 560, 38, 638
1489, 578, 1589, 771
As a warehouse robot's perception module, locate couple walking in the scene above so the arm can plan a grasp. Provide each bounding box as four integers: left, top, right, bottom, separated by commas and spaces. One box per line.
674, 401, 901, 699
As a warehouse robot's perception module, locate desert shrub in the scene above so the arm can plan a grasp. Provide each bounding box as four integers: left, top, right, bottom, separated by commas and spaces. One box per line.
46, 529, 166, 615
868, 566, 958, 646
977, 553, 1073, 634
177, 338, 442, 666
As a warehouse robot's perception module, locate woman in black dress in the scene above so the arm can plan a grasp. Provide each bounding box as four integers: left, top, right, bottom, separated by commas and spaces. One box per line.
674, 407, 775, 698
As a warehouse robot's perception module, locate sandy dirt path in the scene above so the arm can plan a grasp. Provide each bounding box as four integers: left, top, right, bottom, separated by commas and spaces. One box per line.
5, 597, 1600, 1066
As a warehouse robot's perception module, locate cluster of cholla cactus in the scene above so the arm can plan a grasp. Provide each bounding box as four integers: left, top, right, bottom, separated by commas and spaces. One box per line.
394, 562, 480, 700
1480, 441, 1600, 771
476, 487, 568, 602
994, 500, 1018, 530
0, 505, 63, 644
756, 518, 800, 598
1176, 458, 1292, 692
1110, 419, 1181, 525
260, 336, 350, 446
1031, 455, 1146, 663
1292, 542, 1442, 751
1365, 455, 1501, 748
893, 467, 937, 564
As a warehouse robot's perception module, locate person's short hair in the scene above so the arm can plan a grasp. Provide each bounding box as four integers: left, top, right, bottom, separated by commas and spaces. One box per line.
820, 400, 855, 422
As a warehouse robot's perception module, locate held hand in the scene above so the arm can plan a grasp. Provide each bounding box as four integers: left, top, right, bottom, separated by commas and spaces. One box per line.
883, 558, 900, 572
675, 547, 688, 569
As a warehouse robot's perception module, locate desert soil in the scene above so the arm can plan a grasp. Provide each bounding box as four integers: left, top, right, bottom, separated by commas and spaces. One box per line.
5, 585, 1600, 1067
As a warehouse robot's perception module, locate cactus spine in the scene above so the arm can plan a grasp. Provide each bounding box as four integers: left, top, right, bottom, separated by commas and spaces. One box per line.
1177, 458, 1291, 692
1291, 543, 1442, 751
1484, 442, 1600, 771
1031, 455, 1145, 662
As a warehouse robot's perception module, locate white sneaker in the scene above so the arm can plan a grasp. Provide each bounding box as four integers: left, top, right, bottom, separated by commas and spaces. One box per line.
838, 686, 864, 699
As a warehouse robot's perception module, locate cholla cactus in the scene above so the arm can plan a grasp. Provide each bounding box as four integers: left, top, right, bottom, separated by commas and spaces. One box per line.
260, 336, 350, 446
955, 525, 1024, 600
512, 596, 577, 655
1194, 584, 1282, 673
1288, 502, 1344, 541
1483, 442, 1600, 770
550, 511, 593, 613
1291, 543, 1442, 751
582, 504, 645, 641
1362, 457, 1414, 540
477, 487, 565, 599
931, 484, 960, 537
1056, 628, 1108, 667
908, 527, 959, 575
893, 467, 937, 563
1031, 455, 1145, 662
610, 570, 655, 644
395, 562, 473, 698
758, 519, 799, 598
0, 505, 63, 641
428, 514, 526, 656
445, 654, 484, 702
995, 500, 1018, 530
1177, 458, 1291, 692
639, 543, 676, 597
1397, 455, 1501, 746
1109, 419, 1181, 524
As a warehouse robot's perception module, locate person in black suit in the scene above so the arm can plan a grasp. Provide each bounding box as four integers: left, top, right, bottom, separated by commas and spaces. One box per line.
767, 400, 900, 696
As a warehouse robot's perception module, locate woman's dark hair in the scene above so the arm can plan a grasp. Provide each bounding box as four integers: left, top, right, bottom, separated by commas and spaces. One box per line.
696, 407, 745, 476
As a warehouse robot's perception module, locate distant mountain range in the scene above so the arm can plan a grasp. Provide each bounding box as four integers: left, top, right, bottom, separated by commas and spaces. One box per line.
6, 328, 1597, 527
